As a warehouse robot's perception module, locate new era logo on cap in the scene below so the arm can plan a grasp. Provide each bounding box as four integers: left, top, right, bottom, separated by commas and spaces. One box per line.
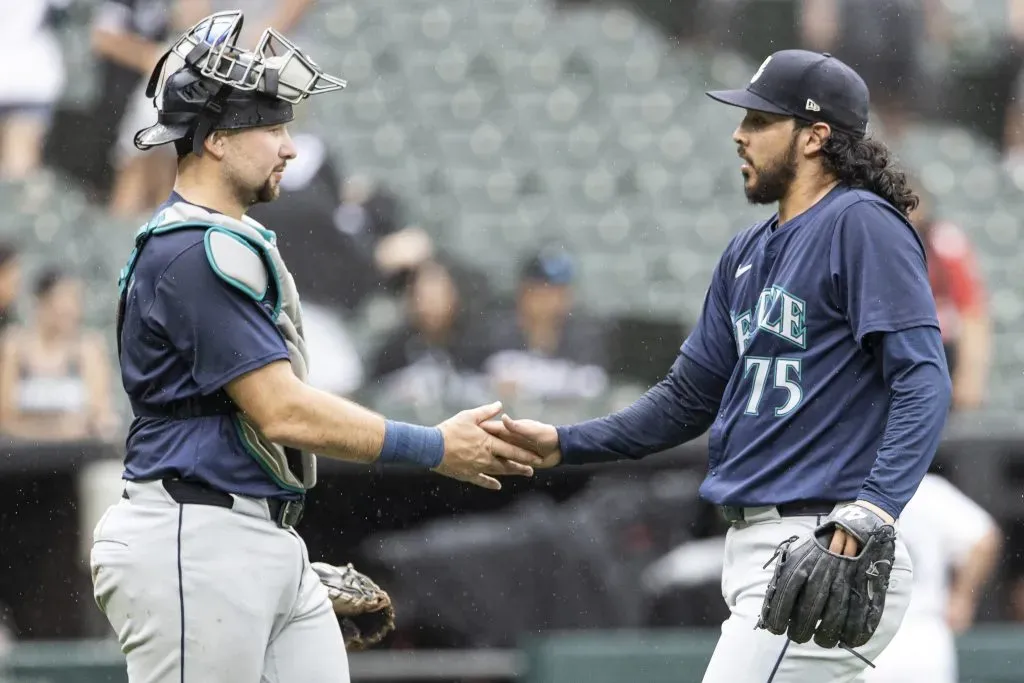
705, 49, 870, 137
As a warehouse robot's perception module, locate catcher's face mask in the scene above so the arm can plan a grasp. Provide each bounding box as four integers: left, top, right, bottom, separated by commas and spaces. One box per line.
134, 10, 347, 154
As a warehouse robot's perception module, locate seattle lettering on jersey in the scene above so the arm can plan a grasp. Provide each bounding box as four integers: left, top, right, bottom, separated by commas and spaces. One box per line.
731, 285, 807, 356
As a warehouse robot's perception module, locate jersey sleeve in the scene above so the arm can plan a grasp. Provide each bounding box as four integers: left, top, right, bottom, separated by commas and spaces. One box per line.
679, 251, 739, 381
830, 200, 940, 344
146, 242, 291, 395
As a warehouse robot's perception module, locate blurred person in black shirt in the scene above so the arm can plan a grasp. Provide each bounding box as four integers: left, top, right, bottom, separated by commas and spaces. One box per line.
483, 247, 610, 405
248, 134, 440, 396
368, 257, 496, 416
92, 0, 209, 216
249, 136, 436, 314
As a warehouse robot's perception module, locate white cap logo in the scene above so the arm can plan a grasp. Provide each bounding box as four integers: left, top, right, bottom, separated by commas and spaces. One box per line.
805, 99, 821, 112
750, 56, 772, 84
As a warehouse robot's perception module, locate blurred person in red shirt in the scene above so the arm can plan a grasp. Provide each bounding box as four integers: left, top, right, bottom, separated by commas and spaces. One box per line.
910, 188, 991, 411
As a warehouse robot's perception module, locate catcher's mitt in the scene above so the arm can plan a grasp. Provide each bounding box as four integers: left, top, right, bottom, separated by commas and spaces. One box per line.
312, 561, 396, 651
756, 504, 897, 653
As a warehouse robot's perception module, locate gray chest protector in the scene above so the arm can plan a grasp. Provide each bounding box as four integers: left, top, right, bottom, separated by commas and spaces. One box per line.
117, 201, 317, 493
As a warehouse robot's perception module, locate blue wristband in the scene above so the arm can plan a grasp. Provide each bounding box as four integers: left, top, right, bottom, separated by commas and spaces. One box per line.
379, 421, 445, 469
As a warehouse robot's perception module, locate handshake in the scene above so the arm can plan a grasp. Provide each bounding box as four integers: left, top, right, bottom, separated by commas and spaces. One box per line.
430, 401, 562, 489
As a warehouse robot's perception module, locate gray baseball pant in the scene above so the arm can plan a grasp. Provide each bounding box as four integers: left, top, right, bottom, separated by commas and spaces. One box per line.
701, 504, 913, 683
90, 479, 350, 683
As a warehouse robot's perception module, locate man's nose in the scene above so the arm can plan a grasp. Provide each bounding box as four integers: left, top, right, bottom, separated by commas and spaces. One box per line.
281, 130, 297, 159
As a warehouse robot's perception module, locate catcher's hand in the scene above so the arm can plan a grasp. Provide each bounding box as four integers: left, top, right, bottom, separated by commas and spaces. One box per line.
756, 504, 897, 653
312, 562, 396, 651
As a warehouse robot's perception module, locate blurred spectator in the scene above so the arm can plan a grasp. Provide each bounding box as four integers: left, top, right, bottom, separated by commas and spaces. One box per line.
0, 0, 68, 179
341, 176, 439, 303
89, 0, 182, 206
863, 474, 1001, 683
483, 247, 610, 404
100, 0, 316, 217
910, 188, 992, 411
0, 268, 119, 442
799, 0, 947, 140
0, 242, 23, 334
248, 135, 439, 396
252, 147, 434, 315
368, 257, 495, 413
94, 0, 209, 217
218, 0, 316, 47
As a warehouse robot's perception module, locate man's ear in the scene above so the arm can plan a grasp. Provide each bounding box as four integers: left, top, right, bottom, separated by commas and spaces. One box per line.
802, 122, 832, 156
203, 131, 228, 161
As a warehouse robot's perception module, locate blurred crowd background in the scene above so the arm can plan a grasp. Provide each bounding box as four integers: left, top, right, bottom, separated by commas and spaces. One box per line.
3, 0, 1024, 676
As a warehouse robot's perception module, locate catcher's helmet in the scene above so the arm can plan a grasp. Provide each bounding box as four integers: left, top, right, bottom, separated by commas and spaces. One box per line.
134, 10, 346, 156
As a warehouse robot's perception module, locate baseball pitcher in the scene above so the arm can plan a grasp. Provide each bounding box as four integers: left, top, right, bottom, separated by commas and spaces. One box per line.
485, 49, 953, 682
89, 12, 541, 683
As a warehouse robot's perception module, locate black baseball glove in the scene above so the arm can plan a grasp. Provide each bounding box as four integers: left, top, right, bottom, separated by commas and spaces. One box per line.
312, 561, 396, 651
757, 504, 897, 651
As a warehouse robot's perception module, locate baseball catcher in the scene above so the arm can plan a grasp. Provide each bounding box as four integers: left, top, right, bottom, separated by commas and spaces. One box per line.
757, 504, 898, 663
313, 562, 396, 651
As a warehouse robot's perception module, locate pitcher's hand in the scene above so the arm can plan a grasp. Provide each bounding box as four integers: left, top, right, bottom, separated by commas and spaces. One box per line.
434, 402, 542, 490
828, 501, 896, 557
479, 414, 562, 469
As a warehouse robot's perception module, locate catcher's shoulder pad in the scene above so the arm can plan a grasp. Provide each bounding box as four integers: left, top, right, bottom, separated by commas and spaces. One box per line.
203, 227, 270, 301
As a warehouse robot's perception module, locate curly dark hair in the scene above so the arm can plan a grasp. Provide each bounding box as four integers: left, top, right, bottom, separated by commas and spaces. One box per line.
795, 121, 919, 218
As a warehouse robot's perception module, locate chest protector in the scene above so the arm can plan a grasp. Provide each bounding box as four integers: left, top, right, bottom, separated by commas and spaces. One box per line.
116, 201, 317, 493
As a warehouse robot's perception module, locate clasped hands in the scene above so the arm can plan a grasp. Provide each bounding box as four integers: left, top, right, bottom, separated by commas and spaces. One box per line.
432, 402, 560, 490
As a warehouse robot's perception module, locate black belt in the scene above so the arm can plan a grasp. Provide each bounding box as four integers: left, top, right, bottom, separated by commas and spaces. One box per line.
122, 478, 304, 529
719, 499, 837, 525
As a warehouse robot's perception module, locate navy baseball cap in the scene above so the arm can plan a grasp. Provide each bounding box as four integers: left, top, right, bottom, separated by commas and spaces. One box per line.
706, 50, 870, 137
520, 248, 575, 286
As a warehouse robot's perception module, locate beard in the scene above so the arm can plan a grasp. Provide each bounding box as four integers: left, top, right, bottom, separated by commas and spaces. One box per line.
743, 133, 799, 205
255, 177, 279, 204
232, 175, 280, 207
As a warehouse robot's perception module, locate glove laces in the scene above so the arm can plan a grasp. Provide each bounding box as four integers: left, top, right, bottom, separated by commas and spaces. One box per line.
762, 535, 799, 569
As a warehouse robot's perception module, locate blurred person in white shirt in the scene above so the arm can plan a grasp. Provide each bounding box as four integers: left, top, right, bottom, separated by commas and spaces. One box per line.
863, 473, 1001, 683
0, 0, 68, 179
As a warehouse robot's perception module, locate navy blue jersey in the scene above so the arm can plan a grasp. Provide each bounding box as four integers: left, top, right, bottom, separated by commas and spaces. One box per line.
681, 185, 940, 508
119, 194, 295, 499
